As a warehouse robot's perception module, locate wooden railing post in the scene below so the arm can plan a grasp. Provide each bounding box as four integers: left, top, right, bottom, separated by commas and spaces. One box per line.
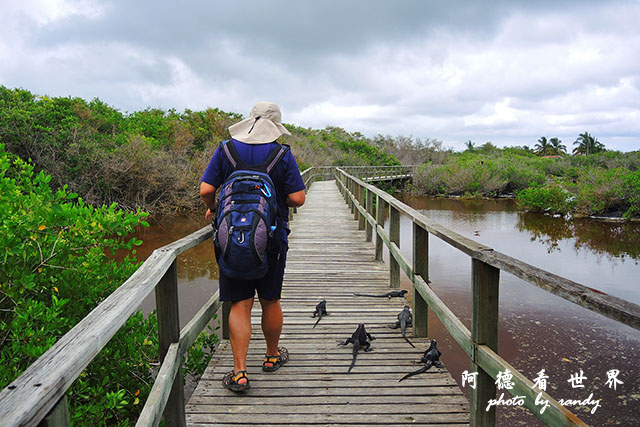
155, 259, 186, 427
357, 184, 365, 230
390, 206, 400, 289
412, 223, 429, 337
470, 259, 500, 427
38, 396, 69, 427
365, 188, 373, 242
349, 178, 355, 214
375, 194, 386, 261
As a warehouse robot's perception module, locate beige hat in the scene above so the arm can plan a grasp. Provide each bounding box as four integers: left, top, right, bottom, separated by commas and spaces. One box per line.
228, 102, 291, 144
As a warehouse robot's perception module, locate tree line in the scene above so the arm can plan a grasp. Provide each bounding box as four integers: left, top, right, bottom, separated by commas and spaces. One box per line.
531, 132, 606, 156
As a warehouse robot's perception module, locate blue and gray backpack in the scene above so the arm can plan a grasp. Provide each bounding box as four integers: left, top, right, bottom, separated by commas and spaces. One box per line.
213, 140, 289, 280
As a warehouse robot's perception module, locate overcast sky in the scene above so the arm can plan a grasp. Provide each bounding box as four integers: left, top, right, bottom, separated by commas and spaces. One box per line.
1, 0, 639, 152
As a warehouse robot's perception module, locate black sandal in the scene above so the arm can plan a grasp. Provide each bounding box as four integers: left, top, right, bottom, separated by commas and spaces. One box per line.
262, 346, 289, 372
222, 370, 250, 392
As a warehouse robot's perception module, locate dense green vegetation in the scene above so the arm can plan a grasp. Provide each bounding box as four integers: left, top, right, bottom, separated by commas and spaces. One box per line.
410, 143, 640, 218
0, 145, 219, 424
0, 86, 399, 215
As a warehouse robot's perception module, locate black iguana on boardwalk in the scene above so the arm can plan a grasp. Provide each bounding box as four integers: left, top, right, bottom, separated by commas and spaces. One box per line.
339, 323, 375, 373
399, 339, 443, 382
389, 305, 415, 348
311, 299, 328, 329
353, 289, 408, 299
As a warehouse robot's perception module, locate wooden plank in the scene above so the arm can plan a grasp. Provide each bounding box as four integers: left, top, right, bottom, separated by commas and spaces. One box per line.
186, 402, 468, 414
375, 193, 385, 261
478, 250, 640, 331
186, 413, 469, 424
136, 343, 181, 427
413, 222, 429, 337
39, 396, 69, 427
155, 259, 186, 427
470, 259, 499, 427
389, 205, 400, 288
476, 345, 587, 427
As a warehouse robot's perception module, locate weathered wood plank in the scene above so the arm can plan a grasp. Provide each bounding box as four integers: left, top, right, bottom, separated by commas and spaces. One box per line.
186, 413, 469, 424
136, 343, 181, 427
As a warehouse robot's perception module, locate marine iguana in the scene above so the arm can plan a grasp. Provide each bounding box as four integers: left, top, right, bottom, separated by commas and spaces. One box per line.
311, 299, 329, 328
399, 339, 443, 382
353, 289, 408, 299
339, 323, 375, 373
389, 305, 415, 348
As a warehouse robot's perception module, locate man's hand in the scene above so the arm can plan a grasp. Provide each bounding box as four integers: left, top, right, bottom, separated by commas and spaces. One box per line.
200, 182, 217, 221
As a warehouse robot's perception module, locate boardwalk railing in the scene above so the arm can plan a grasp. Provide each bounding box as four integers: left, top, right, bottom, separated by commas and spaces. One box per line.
0, 165, 412, 427
335, 168, 640, 427
0, 224, 220, 426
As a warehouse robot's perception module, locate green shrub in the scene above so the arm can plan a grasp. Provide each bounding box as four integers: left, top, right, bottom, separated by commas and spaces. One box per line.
0, 145, 156, 423
622, 169, 640, 217
573, 167, 626, 216
516, 184, 576, 215
412, 163, 444, 194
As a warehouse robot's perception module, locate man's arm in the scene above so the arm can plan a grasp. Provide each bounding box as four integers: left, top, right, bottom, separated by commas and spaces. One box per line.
200, 181, 217, 221
286, 190, 306, 208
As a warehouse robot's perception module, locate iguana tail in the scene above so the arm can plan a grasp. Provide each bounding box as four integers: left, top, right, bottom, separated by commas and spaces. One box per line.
401, 321, 415, 348
399, 361, 432, 382
312, 312, 322, 328
347, 339, 360, 373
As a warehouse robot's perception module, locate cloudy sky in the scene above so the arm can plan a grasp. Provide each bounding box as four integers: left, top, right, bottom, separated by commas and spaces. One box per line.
1, 0, 639, 152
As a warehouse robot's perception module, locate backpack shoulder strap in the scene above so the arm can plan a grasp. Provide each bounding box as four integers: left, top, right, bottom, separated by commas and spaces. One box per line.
264, 144, 290, 174
221, 140, 289, 173
221, 140, 251, 171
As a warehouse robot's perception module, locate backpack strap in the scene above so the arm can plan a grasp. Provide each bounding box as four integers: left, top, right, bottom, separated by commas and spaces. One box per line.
221, 140, 289, 173
220, 140, 247, 171
264, 144, 289, 174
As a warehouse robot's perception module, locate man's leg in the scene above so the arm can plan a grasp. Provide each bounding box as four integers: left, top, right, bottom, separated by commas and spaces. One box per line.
229, 297, 254, 384
259, 297, 283, 366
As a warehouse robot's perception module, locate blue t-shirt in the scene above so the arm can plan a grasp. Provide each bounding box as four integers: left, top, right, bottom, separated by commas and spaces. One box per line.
201, 139, 306, 242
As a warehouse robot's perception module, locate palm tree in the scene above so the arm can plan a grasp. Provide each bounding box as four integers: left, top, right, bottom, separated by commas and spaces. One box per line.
465, 140, 476, 151
549, 137, 566, 155
533, 137, 550, 156
573, 132, 605, 155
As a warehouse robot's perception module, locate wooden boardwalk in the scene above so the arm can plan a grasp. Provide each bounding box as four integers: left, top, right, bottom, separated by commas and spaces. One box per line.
186, 180, 469, 426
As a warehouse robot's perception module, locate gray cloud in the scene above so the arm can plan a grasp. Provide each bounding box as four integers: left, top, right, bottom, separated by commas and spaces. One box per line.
1, 0, 638, 151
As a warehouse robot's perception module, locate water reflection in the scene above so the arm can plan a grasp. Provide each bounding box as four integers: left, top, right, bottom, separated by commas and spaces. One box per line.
518, 213, 640, 262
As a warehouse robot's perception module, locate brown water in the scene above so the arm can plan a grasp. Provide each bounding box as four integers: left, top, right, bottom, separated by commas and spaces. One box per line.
395, 195, 640, 426
129, 196, 639, 426
128, 215, 219, 328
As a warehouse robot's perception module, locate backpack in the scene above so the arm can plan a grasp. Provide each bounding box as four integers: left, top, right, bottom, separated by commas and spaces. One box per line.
212, 140, 289, 280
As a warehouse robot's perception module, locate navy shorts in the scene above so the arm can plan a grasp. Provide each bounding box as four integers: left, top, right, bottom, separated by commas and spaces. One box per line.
219, 241, 288, 302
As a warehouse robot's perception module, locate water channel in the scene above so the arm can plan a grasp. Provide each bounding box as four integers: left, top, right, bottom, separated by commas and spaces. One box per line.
129, 187, 640, 426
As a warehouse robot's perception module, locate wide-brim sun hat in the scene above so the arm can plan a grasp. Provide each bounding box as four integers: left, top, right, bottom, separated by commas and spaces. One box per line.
228, 102, 291, 144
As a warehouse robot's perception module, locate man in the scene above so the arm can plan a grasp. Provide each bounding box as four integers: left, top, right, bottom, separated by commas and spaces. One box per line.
200, 102, 305, 392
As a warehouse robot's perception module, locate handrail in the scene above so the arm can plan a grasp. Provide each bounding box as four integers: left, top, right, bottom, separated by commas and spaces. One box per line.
0, 226, 216, 426
0, 166, 414, 426
335, 168, 640, 426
